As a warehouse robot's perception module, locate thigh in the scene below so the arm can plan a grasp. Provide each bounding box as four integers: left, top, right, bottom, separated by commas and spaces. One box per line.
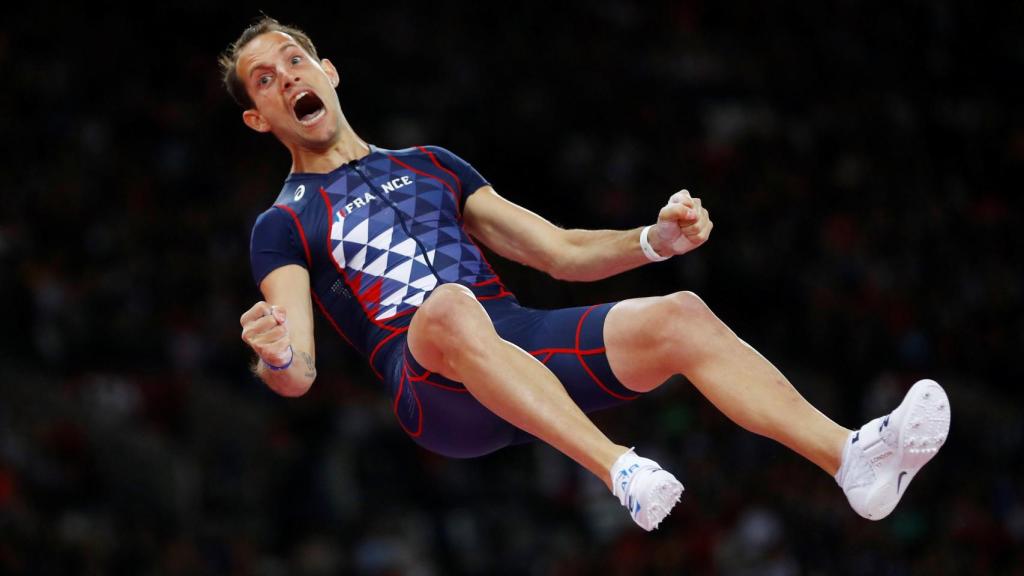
386, 341, 518, 459
603, 295, 687, 392
602, 293, 708, 391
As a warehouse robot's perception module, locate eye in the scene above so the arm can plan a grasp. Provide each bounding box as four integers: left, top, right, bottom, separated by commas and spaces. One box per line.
257, 74, 272, 87
290, 55, 302, 65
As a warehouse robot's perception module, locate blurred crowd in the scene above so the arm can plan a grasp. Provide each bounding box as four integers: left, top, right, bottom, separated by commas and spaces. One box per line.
2, 1, 1022, 574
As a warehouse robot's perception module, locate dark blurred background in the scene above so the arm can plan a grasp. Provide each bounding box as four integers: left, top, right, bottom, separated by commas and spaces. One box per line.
2, 1, 1022, 574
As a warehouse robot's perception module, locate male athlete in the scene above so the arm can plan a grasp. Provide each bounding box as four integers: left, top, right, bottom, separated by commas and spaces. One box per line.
223, 17, 950, 531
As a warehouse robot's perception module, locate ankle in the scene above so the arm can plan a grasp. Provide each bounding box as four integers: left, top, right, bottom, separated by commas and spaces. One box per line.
834, 431, 856, 485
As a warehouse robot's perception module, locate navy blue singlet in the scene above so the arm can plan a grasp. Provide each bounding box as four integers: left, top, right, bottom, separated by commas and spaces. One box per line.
250, 145, 638, 457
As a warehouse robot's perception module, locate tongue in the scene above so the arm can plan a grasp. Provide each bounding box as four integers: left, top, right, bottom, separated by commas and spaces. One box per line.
294, 93, 324, 122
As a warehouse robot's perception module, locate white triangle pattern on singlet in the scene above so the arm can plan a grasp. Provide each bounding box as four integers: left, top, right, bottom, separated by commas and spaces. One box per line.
330, 211, 438, 321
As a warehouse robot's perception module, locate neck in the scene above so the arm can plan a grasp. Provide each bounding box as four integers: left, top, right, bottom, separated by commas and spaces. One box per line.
288, 119, 370, 174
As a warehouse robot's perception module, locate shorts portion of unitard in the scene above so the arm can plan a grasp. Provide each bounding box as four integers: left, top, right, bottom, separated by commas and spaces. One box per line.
380, 296, 639, 458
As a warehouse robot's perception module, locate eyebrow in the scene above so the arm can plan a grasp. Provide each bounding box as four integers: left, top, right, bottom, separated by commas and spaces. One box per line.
247, 43, 302, 78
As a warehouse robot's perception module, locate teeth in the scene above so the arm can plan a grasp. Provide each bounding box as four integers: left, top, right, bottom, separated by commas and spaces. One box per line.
299, 107, 325, 125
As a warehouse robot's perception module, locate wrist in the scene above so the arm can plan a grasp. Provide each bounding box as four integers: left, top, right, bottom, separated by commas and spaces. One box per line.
640, 225, 670, 262
262, 345, 294, 371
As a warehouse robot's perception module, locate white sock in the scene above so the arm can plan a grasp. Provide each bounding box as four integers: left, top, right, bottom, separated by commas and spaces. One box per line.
610, 447, 638, 502
834, 431, 856, 487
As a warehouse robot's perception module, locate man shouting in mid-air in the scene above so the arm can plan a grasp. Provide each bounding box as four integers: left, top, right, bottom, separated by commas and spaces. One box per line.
224, 16, 950, 531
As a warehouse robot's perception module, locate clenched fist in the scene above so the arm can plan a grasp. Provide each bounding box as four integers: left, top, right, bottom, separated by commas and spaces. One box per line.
240, 301, 293, 368
651, 189, 713, 257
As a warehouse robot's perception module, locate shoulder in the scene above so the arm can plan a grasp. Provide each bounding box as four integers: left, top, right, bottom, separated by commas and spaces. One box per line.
418, 145, 468, 166
270, 177, 322, 214
374, 145, 487, 199
251, 177, 320, 236
251, 205, 294, 238
376, 144, 466, 165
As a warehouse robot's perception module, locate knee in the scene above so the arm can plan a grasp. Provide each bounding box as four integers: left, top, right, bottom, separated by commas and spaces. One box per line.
652, 291, 732, 353
665, 291, 712, 317
659, 291, 716, 326
414, 284, 492, 350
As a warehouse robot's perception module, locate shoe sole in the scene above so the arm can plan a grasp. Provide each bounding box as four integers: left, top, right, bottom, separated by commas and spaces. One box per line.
635, 470, 684, 531
863, 379, 950, 519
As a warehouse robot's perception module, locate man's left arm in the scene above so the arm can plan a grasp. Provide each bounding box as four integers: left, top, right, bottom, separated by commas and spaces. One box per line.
463, 186, 712, 282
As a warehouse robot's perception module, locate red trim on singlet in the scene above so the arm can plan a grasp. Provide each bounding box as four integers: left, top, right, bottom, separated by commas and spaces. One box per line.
401, 348, 469, 393
386, 153, 462, 218
463, 233, 509, 292
530, 346, 606, 357
390, 151, 507, 294
393, 367, 423, 437
310, 291, 357, 350
276, 203, 361, 354
419, 375, 470, 393
418, 146, 463, 196
379, 304, 419, 322
418, 146, 504, 296
368, 327, 409, 379
476, 291, 515, 301
575, 305, 639, 401
472, 279, 514, 300
319, 186, 401, 333
275, 204, 312, 266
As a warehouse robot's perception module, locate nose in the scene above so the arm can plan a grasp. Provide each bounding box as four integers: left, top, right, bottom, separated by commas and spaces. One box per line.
281, 71, 301, 91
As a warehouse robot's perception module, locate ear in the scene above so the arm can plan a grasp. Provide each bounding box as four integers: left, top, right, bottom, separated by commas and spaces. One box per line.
242, 108, 272, 133
322, 58, 339, 88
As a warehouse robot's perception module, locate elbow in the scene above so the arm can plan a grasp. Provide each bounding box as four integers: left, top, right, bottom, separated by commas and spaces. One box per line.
276, 376, 314, 397
266, 372, 315, 398
551, 269, 604, 283
542, 241, 584, 281
548, 263, 580, 282
542, 231, 606, 282
545, 254, 577, 282
547, 254, 603, 282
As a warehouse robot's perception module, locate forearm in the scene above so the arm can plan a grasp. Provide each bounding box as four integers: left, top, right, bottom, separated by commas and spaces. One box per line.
253, 347, 317, 397
553, 227, 658, 281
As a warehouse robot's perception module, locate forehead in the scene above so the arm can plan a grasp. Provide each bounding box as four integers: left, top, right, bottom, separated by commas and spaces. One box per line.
236, 31, 303, 76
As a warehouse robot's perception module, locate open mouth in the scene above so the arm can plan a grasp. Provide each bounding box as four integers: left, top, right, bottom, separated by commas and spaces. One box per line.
293, 91, 326, 125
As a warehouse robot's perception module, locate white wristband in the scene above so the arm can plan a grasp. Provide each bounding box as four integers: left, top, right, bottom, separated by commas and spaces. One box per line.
640, 225, 670, 262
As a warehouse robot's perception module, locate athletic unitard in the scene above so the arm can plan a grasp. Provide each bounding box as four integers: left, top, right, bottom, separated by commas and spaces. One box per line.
250, 145, 638, 457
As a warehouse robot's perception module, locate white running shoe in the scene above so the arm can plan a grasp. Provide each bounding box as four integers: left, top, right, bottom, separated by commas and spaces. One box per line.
836, 379, 951, 520
610, 448, 684, 531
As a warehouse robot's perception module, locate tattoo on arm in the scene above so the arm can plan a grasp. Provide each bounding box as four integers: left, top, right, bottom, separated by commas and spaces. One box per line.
301, 351, 316, 379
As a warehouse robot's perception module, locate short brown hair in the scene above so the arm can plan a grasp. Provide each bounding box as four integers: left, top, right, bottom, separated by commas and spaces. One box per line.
219, 15, 320, 109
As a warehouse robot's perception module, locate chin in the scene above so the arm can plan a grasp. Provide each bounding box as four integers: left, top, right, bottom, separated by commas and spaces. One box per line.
308, 121, 342, 147
300, 132, 338, 152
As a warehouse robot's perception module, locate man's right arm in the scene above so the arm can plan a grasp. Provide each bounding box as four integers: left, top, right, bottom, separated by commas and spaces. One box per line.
240, 264, 317, 397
